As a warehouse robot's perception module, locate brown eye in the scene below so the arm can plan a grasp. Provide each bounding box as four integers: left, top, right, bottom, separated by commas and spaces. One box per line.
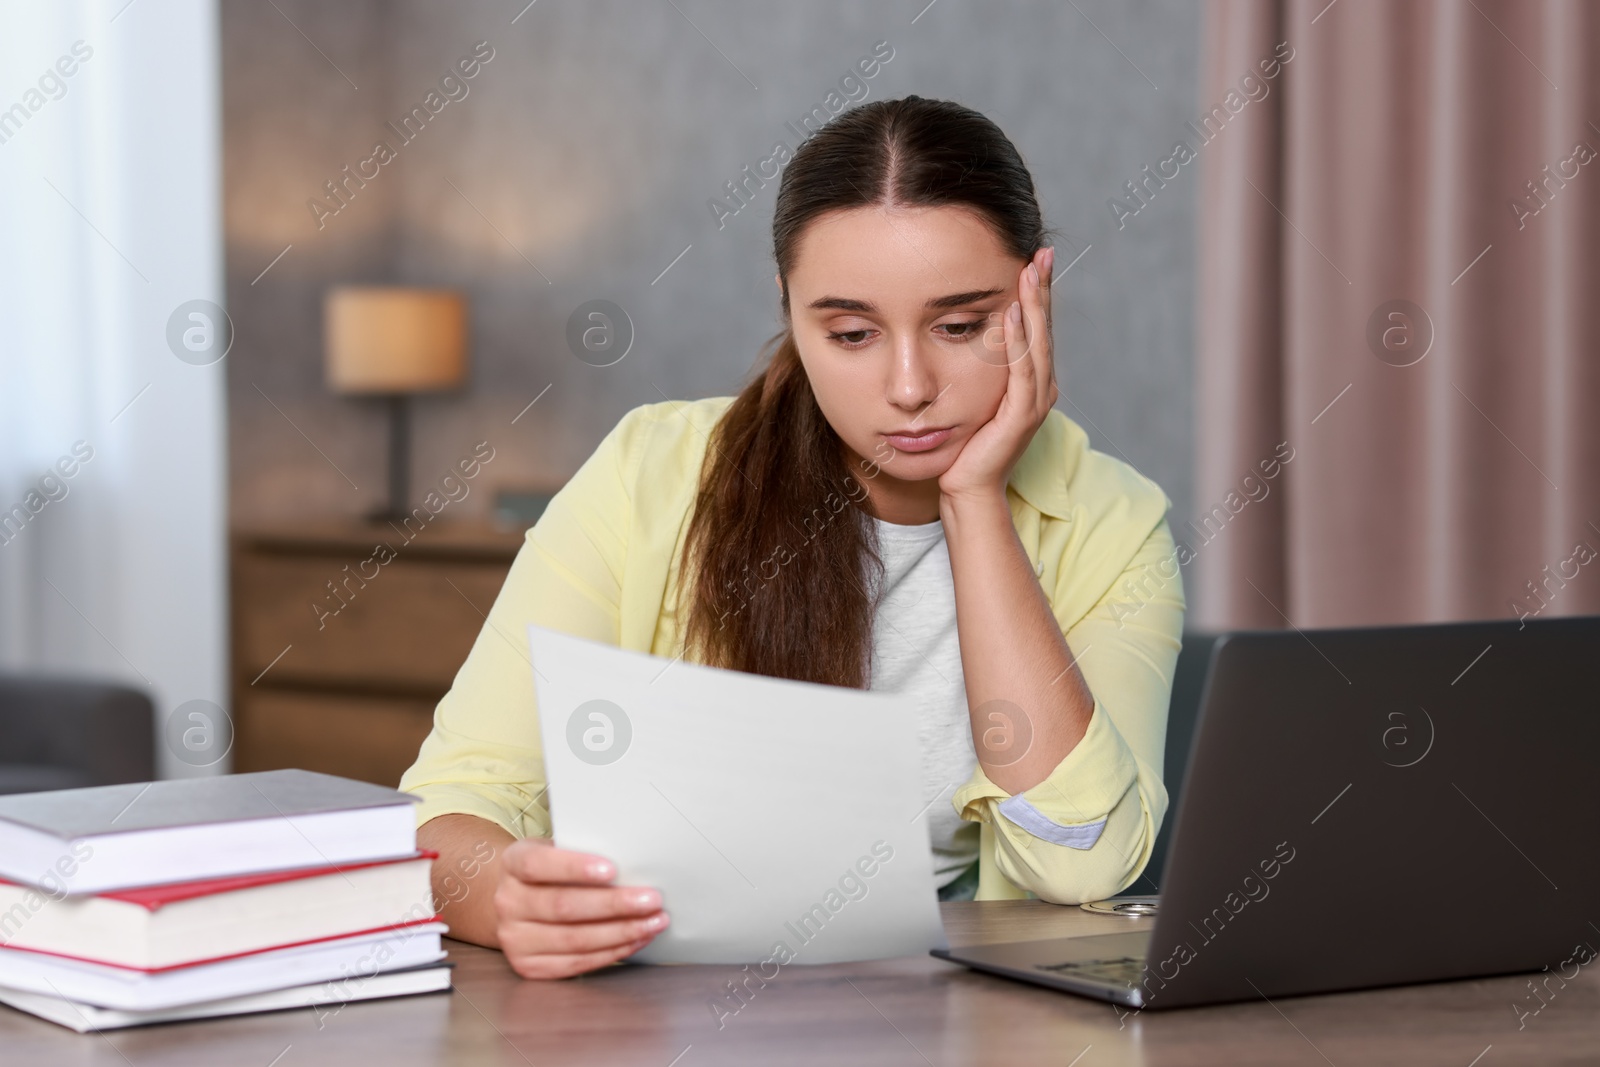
827, 330, 873, 348
939, 319, 987, 339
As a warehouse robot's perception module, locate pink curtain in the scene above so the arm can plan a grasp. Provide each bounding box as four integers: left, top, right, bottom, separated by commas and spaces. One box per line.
1193, 0, 1600, 630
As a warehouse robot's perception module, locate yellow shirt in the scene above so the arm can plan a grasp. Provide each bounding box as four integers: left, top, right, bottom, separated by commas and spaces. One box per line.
398, 396, 1186, 903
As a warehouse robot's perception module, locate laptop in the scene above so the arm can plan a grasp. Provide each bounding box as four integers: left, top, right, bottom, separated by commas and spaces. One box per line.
932, 613, 1600, 1010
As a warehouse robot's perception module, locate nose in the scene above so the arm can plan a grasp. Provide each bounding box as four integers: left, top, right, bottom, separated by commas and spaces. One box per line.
885, 333, 942, 414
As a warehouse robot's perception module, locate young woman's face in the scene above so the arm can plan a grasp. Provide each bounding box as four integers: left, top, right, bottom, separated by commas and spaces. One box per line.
783, 204, 1022, 504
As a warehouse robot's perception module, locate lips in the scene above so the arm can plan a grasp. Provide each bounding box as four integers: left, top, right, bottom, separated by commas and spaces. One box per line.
883, 426, 954, 453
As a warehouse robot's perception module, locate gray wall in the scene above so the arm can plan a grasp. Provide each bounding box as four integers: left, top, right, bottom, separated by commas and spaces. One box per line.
224, 0, 1199, 543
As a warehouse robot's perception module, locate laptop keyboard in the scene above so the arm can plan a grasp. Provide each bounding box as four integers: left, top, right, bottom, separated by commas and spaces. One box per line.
1035, 955, 1147, 987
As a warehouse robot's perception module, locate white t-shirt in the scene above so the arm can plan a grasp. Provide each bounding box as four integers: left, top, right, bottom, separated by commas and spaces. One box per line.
867, 516, 981, 888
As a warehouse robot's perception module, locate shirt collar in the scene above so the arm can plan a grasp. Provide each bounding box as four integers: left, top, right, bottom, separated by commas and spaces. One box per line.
1006, 408, 1080, 522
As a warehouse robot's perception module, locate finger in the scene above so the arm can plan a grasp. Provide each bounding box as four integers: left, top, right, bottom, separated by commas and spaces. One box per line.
1018, 259, 1051, 403
1042, 248, 1058, 392
501, 837, 619, 887
507, 882, 664, 924
1039, 246, 1055, 335
504, 911, 670, 957
1019, 253, 1054, 407
1005, 298, 1030, 377
1042, 249, 1061, 395
508, 936, 656, 981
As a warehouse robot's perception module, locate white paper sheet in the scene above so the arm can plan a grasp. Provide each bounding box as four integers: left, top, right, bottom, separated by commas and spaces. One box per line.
528, 623, 949, 965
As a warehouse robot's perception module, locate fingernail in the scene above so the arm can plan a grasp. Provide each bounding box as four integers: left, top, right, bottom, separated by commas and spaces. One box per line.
1010, 301, 1021, 321
1027, 262, 1039, 285
1044, 247, 1056, 272
645, 912, 669, 930
630, 889, 659, 908
587, 861, 613, 880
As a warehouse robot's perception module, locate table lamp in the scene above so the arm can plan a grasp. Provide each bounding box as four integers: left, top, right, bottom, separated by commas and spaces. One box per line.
324, 286, 468, 522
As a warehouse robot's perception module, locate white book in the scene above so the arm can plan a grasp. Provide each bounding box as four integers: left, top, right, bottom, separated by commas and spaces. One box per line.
0, 769, 421, 894
0, 963, 452, 1032
0, 921, 445, 1011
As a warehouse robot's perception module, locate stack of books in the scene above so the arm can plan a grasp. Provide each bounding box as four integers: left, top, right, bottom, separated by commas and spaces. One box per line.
0, 768, 449, 1031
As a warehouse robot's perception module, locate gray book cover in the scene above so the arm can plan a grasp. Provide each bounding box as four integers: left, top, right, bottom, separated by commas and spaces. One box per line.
0, 769, 418, 841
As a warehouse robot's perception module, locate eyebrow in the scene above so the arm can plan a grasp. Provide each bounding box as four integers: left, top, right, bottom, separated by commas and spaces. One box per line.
805, 288, 1007, 313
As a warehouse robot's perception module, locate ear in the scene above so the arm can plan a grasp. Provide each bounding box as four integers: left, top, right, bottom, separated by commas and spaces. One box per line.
774, 272, 781, 291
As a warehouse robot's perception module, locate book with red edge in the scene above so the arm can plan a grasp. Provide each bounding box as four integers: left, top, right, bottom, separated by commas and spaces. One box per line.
0, 921, 448, 1011
0, 851, 440, 971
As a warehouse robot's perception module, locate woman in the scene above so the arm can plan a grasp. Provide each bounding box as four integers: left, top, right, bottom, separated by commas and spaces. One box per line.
399, 95, 1185, 979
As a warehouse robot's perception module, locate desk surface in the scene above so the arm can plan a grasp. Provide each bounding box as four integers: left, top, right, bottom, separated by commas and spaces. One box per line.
4, 901, 1595, 1065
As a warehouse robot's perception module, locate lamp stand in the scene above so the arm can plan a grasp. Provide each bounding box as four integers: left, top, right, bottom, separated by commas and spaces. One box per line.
368, 394, 412, 524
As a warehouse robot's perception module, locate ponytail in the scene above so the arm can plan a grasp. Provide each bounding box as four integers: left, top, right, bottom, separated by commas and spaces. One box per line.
676, 330, 883, 687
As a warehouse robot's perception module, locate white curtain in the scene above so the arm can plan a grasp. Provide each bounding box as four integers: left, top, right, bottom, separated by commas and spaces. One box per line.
0, 0, 227, 778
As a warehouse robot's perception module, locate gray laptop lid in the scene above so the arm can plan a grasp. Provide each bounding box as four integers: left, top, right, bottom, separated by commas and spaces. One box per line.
1139, 613, 1600, 1009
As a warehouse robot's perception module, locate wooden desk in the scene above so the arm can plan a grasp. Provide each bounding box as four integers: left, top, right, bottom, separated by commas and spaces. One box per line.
3, 901, 1596, 1064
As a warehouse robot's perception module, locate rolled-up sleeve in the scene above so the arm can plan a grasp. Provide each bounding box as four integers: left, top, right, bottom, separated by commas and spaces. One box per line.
952, 517, 1185, 903
396, 407, 644, 840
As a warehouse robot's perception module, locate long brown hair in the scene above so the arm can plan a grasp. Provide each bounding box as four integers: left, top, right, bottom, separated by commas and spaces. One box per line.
675, 95, 1053, 687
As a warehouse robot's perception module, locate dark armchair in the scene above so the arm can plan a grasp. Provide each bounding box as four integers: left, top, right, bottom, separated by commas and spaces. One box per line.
1139, 631, 1222, 891
0, 675, 155, 795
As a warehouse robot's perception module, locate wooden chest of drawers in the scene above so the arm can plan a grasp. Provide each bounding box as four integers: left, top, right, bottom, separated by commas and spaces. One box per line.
230, 519, 526, 786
